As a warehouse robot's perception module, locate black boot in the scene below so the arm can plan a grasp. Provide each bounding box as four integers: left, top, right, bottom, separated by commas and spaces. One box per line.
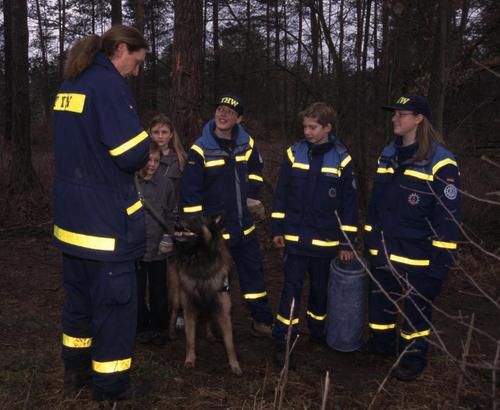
63, 368, 91, 396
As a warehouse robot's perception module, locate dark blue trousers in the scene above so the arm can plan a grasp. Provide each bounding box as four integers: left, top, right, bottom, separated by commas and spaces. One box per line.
137, 259, 168, 333
229, 234, 273, 325
61, 254, 137, 398
369, 266, 442, 369
272, 253, 330, 348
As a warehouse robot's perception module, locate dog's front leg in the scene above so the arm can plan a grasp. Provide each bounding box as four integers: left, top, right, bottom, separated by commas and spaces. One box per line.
215, 293, 242, 375
181, 291, 197, 369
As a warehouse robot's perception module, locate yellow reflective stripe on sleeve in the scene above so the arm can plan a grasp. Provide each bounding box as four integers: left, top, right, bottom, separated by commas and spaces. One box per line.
364, 225, 373, 232
286, 147, 295, 163
340, 225, 358, 232
369, 323, 396, 330
377, 167, 394, 174
248, 174, 263, 182
249, 137, 254, 147
292, 162, 310, 170
432, 240, 457, 249
369, 249, 379, 256
340, 155, 352, 168
235, 149, 252, 162
307, 311, 327, 321
432, 158, 458, 175
272, 212, 285, 219
191, 144, 205, 159
389, 254, 430, 266
243, 292, 267, 300
404, 169, 433, 181
183, 205, 203, 213
53, 93, 86, 113
321, 167, 339, 175
284, 234, 299, 242
243, 225, 255, 235
277, 314, 299, 325
205, 159, 225, 167
109, 131, 148, 157
126, 200, 142, 215
92, 358, 132, 374
222, 233, 230, 240
312, 239, 340, 247
62, 333, 92, 348
54, 225, 115, 251
400, 329, 431, 340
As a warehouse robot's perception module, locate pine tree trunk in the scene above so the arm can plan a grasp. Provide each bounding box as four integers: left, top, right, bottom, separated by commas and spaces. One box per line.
170, 0, 203, 146
111, 0, 122, 25
9, 0, 35, 192
3, 0, 13, 142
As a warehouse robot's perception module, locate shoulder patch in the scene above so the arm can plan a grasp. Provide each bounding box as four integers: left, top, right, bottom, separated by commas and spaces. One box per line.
444, 184, 458, 200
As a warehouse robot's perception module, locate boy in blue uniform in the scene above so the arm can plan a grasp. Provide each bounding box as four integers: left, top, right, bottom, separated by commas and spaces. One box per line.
364, 95, 461, 381
53, 26, 150, 401
180, 95, 274, 337
271, 102, 358, 366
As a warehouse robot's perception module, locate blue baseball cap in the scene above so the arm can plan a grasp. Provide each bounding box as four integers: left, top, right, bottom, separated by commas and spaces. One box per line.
382, 94, 431, 121
215, 94, 244, 116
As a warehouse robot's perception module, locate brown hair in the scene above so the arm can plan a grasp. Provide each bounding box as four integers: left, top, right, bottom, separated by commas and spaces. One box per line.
139, 141, 161, 179
299, 102, 337, 128
148, 114, 187, 171
414, 115, 445, 161
64, 25, 148, 80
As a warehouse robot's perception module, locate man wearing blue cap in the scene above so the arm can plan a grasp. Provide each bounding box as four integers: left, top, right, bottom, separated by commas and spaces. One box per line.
363, 94, 461, 381
180, 94, 274, 337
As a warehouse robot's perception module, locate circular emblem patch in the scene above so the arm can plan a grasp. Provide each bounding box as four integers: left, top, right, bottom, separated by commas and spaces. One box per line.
408, 193, 420, 205
328, 187, 337, 198
444, 184, 457, 200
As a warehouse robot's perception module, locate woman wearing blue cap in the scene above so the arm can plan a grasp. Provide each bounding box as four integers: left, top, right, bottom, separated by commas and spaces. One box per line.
363, 94, 461, 381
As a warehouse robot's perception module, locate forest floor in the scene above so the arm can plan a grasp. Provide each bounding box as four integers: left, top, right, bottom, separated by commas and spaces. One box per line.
0, 138, 498, 409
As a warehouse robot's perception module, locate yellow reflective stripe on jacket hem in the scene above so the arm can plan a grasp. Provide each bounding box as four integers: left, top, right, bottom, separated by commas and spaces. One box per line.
307, 311, 326, 321
62, 333, 92, 348
369, 323, 396, 330
244, 292, 267, 300
243, 225, 255, 235
109, 131, 148, 157
126, 200, 142, 215
183, 205, 203, 213
377, 167, 394, 174
389, 254, 430, 266
404, 169, 433, 181
54, 225, 115, 251
400, 329, 431, 340
321, 167, 339, 175
340, 225, 358, 232
277, 314, 299, 325
364, 225, 373, 232
53, 93, 86, 113
284, 235, 299, 242
205, 159, 225, 167
92, 358, 132, 374
191, 144, 205, 159
248, 174, 263, 182
312, 239, 339, 247
340, 155, 352, 168
272, 212, 285, 219
432, 158, 458, 175
369, 249, 379, 256
432, 240, 457, 249
292, 162, 309, 170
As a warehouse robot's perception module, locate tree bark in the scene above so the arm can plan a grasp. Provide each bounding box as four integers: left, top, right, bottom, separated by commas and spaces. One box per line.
111, 0, 122, 25
133, 0, 145, 114
212, 0, 220, 100
58, 0, 66, 80
35, 0, 51, 121
170, 0, 203, 146
3, 0, 13, 142
9, 0, 35, 192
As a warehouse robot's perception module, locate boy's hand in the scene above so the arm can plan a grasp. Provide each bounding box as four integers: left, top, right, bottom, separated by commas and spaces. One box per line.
339, 250, 354, 264
246, 198, 265, 220
272, 235, 285, 249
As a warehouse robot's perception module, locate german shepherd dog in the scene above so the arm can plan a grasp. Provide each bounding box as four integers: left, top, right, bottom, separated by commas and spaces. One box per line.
168, 215, 242, 375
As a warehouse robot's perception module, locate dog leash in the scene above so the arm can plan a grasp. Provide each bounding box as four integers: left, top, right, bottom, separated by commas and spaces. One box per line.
134, 174, 172, 233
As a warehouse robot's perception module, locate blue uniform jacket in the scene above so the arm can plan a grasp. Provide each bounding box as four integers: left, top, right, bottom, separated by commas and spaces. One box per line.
180, 120, 264, 245
52, 52, 149, 261
364, 138, 461, 279
271, 135, 358, 257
